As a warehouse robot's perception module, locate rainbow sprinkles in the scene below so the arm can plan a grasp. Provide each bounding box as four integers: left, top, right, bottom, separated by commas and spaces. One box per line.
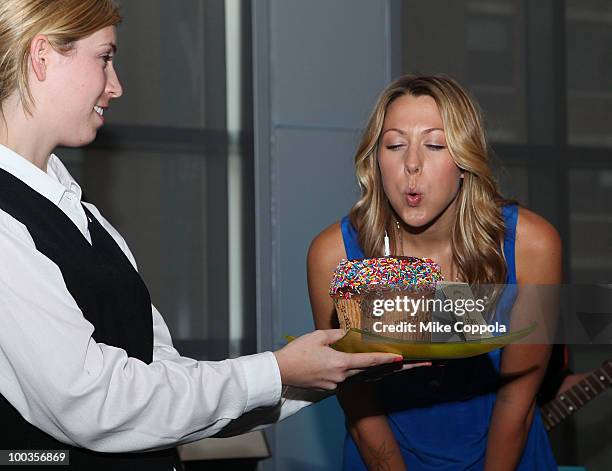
329, 256, 443, 299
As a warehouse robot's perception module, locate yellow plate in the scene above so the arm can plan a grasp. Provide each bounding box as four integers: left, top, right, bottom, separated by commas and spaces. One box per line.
332, 324, 536, 359
285, 323, 536, 360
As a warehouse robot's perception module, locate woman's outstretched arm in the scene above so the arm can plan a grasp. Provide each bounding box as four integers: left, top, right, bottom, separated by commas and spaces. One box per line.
308, 223, 408, 471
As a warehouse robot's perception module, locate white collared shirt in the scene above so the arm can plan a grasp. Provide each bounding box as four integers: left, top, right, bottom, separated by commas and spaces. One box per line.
0, 144, 312, 453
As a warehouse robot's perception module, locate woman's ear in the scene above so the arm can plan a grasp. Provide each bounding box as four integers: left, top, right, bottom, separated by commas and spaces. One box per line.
29, 35, 50, 81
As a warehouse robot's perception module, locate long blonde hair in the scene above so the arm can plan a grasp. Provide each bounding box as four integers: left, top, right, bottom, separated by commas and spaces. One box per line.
349, 74, 507, 284
0, 0, 121, 115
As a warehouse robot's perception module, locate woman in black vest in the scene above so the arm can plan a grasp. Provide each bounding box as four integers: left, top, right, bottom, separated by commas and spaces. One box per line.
0, 1, 412, 469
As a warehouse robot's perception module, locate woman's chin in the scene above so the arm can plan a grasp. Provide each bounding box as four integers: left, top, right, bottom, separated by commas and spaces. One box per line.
60, 131, 98, 148
397, 198, 459, 231
399, 210, 430, 228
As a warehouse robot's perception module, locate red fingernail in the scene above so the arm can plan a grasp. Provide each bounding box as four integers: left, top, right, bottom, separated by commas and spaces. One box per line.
393, 356, 404, 363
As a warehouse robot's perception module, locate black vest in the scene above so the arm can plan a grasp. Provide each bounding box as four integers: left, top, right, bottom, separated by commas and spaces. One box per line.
0, 168, 181, 470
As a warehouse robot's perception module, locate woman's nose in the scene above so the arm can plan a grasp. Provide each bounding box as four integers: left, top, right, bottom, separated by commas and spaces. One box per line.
404, 147, 422, 175
106, 66, 123, 99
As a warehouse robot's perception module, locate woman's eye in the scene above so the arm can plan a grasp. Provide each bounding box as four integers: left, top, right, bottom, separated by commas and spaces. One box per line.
101, 55, 114, 66
385, 144, 404, 151
425, 144, 446, 151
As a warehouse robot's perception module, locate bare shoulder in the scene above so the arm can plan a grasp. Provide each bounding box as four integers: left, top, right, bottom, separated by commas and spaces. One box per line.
515, 207, 562, 283
515, 207, 562, 255
307, 221, 346, 273
307, 222, 347, 328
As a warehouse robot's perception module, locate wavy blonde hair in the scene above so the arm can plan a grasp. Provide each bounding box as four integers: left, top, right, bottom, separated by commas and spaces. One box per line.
349, 74, 508, 284
0, 0, 121, 115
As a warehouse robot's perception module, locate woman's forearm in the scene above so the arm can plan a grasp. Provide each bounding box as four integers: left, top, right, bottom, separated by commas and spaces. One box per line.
338, 383, 407, 471
485, 340, 553, 470
348, 415, 407, 471
483, 398, 536, 471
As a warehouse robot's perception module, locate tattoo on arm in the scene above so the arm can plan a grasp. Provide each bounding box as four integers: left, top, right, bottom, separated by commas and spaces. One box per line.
364, 441, 395, 471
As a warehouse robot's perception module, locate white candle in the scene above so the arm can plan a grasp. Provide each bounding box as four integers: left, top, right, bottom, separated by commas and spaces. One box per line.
384, 230, 390, 256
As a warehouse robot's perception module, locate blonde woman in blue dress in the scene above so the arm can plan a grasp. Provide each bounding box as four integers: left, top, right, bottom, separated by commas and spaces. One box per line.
308, 75, 561, 470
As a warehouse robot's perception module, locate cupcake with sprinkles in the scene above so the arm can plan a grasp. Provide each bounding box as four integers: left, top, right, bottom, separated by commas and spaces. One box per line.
330, 256, 443, 341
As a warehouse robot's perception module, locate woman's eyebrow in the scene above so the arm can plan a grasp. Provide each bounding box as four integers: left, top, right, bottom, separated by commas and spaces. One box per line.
381, 127, 444, 136
99, 42, 117, 53
382, 127, 406, 135
422, 127, 444, 134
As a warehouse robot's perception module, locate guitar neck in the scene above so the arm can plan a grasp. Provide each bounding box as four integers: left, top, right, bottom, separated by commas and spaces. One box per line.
541, 361, 612, 431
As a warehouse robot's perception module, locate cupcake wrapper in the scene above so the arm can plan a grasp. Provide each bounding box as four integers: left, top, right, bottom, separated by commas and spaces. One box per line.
334, 294, 432, 341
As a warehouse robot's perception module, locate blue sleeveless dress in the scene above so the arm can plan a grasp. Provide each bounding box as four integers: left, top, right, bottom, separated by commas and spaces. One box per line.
340, 204, 556, 470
